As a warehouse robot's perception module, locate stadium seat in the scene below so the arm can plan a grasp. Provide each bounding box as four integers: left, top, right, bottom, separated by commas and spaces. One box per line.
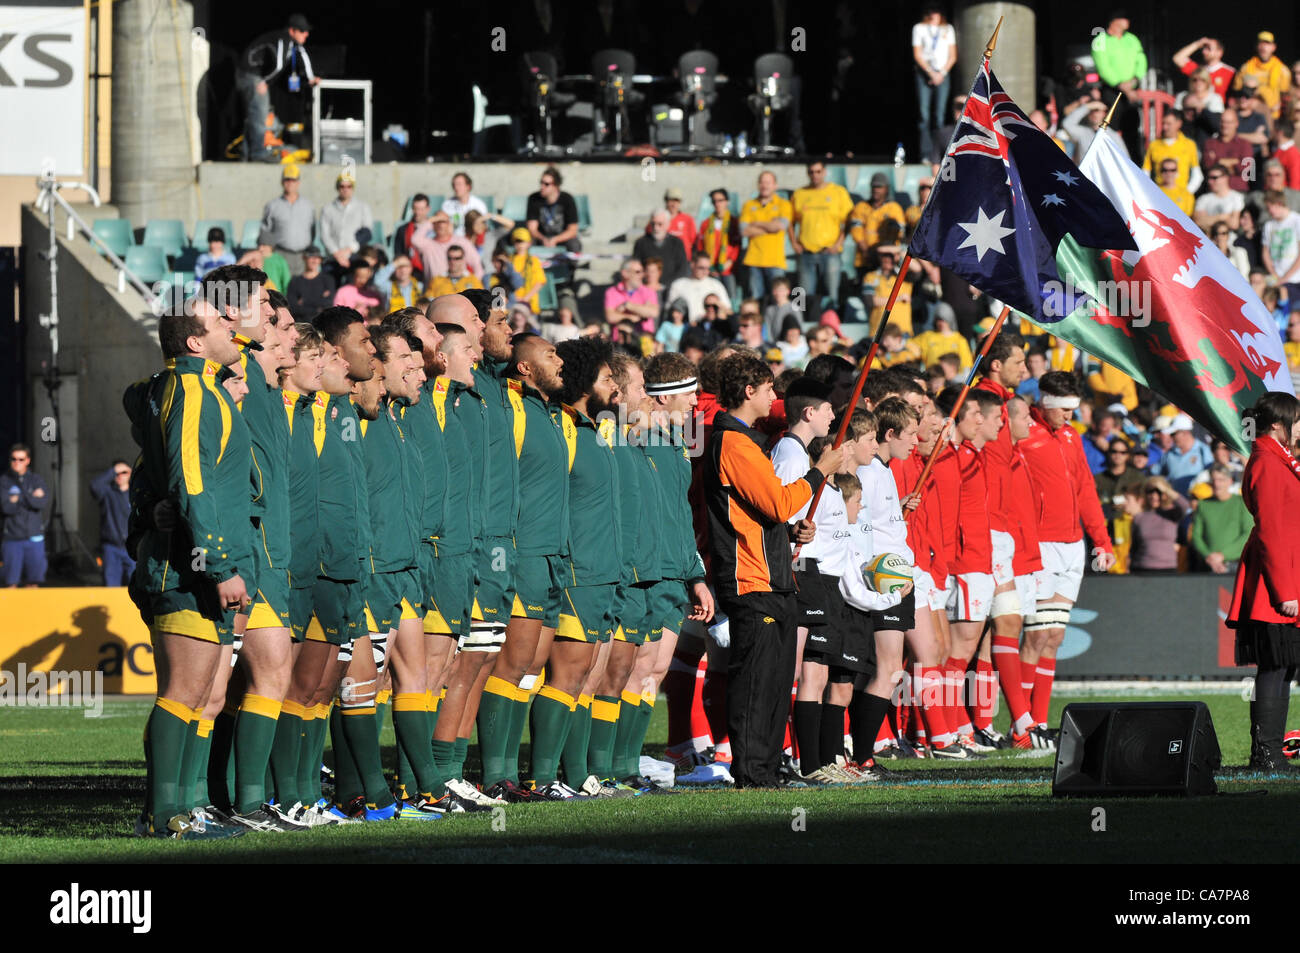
142, 219, 187, 258
124, 245, 170, 284
91, 218, 133, 259
371, 220, 385, 247
500, 195, 529, 225
239, 220, 263, 251
482, 195, 496, 215
574, 194, 592, 234
827, 165, 850, 190
191, 219, 235, 250
895, 165, 930, 208
172, 247, 200, 274
537, 275, 558, 312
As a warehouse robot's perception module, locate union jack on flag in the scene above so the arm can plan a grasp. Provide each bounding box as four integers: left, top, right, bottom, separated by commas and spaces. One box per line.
908, 60, 1136, 323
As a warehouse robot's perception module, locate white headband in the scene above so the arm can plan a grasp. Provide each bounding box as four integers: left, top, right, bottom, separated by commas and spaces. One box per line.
1041, 394, 1081, 410
646, 376, 698, 396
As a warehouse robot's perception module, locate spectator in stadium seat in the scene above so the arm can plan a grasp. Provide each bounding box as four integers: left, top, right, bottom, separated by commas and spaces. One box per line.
911, 309, 971, 371
805, 324, 836, 363
286, 246, 334, 320
464, 208, 514, 259
1262, 191, 1300, 301
526, 166, 581, 252
241, 231, 292, 293
734, 300, 766, 350
1189, 464, 1252, 573
542, 294, 583, 346
604, 257, 660, 329
1234, 31, 1291, 119
1175, 69, 1223, 151
1151, 414, 1215, 495
654, 298, 689, 353
739, 171, 792, 301
849, 173, 906, 273
320, 173, 375, 272
1233, 80, 1273, 161
1016, 347, 1047, 402
1201, 109, 1252, 192
1173, 36, 1235, 99
89, 460, 133, 586
1143, 112, 1202, 193
1194, 164, 1245, 232
412, 211, 482, 279
1095, 437, 1147, 522
426, 245, 484, 297
195, 227, 236, 280
762, 277, 798, 345
1126, 475, 1189, 572
259, 163, 315, 276
1083, 410, 1121, 474
668, 251, 731, 322
658, 188, 696, 255
332, 258, 383, 321
1210, 222, 1252, 278
775, 314, 809, 368
862, 247, 914, 336
441, 171, 488, 236
1273, 121, 1300, 190
697, 188, 741, 299
1061, 99, 1120, 162
633, 210, 689, 289
393, 193, 432, 276
505, 228, 546, 314
791, 160, 853, 305
387, 256, 424, 311
642, 256, 665, 302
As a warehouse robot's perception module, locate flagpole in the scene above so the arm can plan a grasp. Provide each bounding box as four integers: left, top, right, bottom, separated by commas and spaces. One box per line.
795, 15, 1008, 547
903, 304, 1013, 519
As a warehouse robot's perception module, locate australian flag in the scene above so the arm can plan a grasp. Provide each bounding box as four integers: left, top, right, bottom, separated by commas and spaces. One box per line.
909, 61, 1136, 323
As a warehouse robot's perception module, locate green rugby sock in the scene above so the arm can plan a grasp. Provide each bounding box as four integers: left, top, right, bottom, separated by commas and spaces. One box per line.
207, 710, 236, 811
476, 676, 516, 786
562, 696, 593, 785
341, 705, 392, 807
529, 686, 575, 785
329, 706, 363, 805
393, 694, 446, 798
612, 691, 643, 779
452, 737, 468, 780
145, 698, 193, 828
431, 738, 456, 779
588, 695, 621, 780
270, 704, 306, 807
504, 690, 531, 785
191, 719, 214, 809
233, 694, 281, 814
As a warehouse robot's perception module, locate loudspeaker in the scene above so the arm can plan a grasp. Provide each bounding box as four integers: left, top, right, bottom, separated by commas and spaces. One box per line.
1052, 701, 1221, 797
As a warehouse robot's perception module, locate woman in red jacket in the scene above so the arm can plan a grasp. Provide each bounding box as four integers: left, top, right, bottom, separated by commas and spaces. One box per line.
1228, 392, 1300, 769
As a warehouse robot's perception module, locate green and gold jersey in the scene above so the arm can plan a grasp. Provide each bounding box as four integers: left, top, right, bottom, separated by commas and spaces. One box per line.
282, 389, 324, 588
473, 357, 523, 537
644, 428, 706, 582
438, 376, 483, 556
562, 406, 621, 586
316, 393, 367, 581
408, 378, 450, 542
235, 337, 290, 568
361, 396, 420, 573
515, 381, 570, 558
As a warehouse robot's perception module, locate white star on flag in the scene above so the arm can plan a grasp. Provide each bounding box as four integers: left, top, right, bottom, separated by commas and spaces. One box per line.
956, 207, 1016, 262
1041, 193, 1065, 207
1052, 169, 1079, 186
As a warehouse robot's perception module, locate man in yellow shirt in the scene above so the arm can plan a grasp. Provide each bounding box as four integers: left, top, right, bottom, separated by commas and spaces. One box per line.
426, 245, 485, 297
494, 227, 547, 314
1235, 31, 1292, 118
739, 170, 792, 300
861, 246, 913, 335
1086, 361, 1138, 411
1142, 112, 1202, 192
791, 160, 853, 305
1156, 160, 1195, 216
912, 309, 973, 371
849, 172, 906, 271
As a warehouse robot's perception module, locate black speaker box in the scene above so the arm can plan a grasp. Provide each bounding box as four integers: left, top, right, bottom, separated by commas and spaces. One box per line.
1052, 701, 1222, 797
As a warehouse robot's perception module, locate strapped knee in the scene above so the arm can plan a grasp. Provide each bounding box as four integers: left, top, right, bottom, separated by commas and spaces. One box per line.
1025, 602, 1070, 632
990, 589, 1022, 619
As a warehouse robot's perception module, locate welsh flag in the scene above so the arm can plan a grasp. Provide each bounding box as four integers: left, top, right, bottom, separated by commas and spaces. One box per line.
1028, 133, 1293, 454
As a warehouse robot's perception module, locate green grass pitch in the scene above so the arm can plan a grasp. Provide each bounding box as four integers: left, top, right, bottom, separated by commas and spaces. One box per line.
2, 687, 1297, 863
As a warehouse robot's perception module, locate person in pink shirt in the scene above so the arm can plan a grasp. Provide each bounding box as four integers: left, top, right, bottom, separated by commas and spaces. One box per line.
411, 211, 483, 278
603, 257, 660, 333
332, 259, 384, 321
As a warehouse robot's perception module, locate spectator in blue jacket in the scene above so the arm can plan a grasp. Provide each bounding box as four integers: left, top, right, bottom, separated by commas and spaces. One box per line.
1151, 414, 1215, 496
89, 460, 134, 586
2, 444, 51, 587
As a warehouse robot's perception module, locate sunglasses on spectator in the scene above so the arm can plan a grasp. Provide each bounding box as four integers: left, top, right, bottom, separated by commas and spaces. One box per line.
705, 303, 720, 311
1160, 166, 1177, 173
1208, 172, 1226, 179
1108, 448, 1130, 455
540, 179, 555, 187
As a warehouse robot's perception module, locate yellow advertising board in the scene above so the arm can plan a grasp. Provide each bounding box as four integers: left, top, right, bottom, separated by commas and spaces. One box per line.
0, 588, 156, 695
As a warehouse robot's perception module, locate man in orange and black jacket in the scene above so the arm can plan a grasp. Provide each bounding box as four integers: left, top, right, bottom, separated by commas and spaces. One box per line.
703, 354, 842, 788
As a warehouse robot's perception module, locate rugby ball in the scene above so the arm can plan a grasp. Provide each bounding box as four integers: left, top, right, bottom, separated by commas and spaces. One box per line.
1283, 729, 1300, 760
862, 553, 913, 594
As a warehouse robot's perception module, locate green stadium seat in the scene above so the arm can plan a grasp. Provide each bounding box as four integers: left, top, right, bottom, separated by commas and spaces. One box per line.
500, 195, 529, 224
895, 165, 930, 207
239, 220, 263, 251
482, 195, 496, 215
537, 275, 558, 312
191, 219, 235, 250
371, 220, 385, 246
827, 165, 850, 190
91, 219, 133, 259
124, 245, 170, 284
142, 219, 187, 258
574, 194, 592, 233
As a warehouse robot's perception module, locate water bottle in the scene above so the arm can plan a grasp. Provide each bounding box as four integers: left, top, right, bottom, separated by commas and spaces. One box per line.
722, 135, 734, 156
894, 142, 906, 167
736, 132, 748, 158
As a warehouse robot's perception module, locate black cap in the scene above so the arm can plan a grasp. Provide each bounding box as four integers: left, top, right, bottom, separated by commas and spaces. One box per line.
288, 13, 312, 31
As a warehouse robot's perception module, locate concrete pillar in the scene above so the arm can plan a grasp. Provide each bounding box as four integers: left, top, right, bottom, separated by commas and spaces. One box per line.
111, 0, 198, 226
955, 2, 1036, 108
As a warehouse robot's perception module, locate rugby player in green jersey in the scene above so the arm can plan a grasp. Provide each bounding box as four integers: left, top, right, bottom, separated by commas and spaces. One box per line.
479, 332, 567, 802
126, 294, 251, 839
529, 337, 622, 800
